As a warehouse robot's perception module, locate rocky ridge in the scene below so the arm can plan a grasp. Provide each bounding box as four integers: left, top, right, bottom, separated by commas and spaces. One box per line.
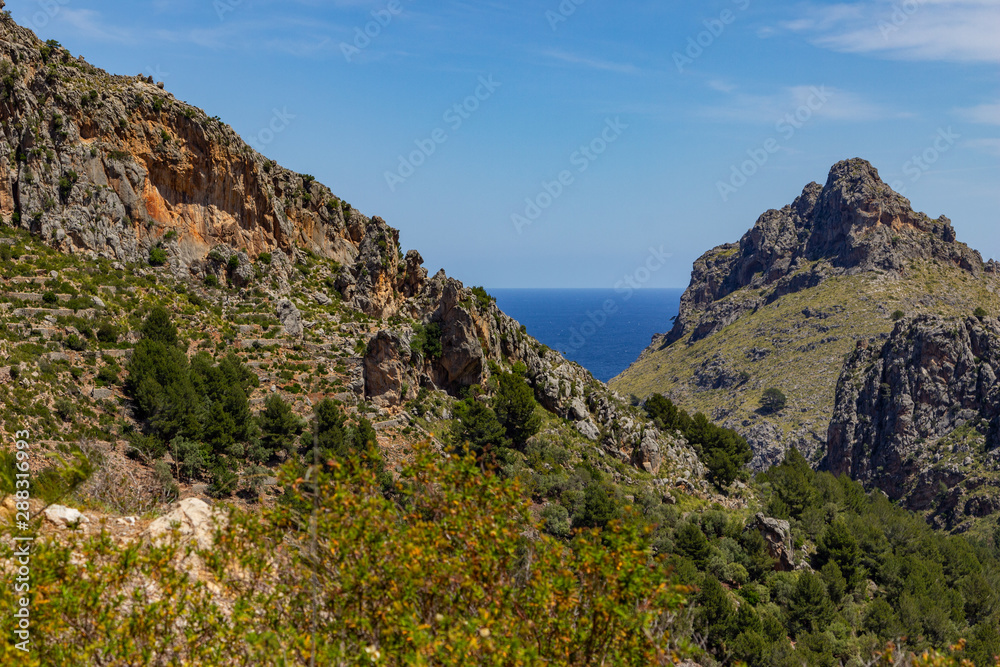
666, 159, 984, 346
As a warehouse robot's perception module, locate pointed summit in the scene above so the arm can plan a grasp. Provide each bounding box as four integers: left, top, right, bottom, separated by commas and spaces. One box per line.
664, 158, 983, 345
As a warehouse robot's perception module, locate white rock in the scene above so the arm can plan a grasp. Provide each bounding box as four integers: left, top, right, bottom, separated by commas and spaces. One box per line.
44, 505, 89, 526
143, 498, 223, 550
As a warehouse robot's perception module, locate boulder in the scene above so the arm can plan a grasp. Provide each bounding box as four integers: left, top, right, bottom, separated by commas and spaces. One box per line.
43, 505, 89, 527
747, 513, 794, 571
143, 498, 222, 550
633, 430, 663, 475
276, 299, 303, 338
575, 420, 600, 442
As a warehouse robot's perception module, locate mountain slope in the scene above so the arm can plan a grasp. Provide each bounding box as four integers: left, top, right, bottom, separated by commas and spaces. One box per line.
611, 159, 1000, 469
0, 11, 705, 486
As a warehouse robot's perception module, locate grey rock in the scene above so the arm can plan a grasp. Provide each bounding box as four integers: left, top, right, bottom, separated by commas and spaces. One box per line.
747, 513, 794, 571
829, 315, 1000, 512
276, 299, 303, 338
568, 398, 589, 421
575, 420, 600, 441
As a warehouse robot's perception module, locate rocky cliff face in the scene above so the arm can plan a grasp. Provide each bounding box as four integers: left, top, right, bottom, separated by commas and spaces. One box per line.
0, 13, 424, 319
612, 159, 1000, 472
0, 13, 706, 486
667, 159, 983, 346
828, 315, 1000, 527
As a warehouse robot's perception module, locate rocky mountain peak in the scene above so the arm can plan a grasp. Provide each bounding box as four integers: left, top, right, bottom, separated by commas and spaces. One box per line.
665, 159, 983, 345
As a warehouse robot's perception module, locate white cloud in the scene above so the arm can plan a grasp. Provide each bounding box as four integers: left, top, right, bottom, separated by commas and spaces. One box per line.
781, 0, 1000, 63
699, 85, 899, 124
956, 102, 1000, 126
964, 138, 1000, 156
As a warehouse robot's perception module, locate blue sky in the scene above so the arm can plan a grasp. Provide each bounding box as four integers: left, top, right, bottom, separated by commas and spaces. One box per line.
10, 0, 999, 288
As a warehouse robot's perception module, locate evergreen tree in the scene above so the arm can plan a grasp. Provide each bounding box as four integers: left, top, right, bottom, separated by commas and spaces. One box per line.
451, 399, 508, 464
675, 522, 711, 567
311, 399, 347, 460
492, 372, 541, 448
140, 306, 178, 346
573, 480, 618, 530
787, 572, 833, 637
257, 395, 304, 458
816, 518, 862, 588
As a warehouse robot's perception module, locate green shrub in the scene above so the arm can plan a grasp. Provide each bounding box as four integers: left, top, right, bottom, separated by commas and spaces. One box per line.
411, 321, 443, 361
573, 480, 618, 531
974, 307, 988, 319
759, 388, 787, 414
153, 460, 179, 500
171, 436, 207, 481
54, 398, 76, 422
64, 334, 87, 351
127, 432, 167, 461
256, 394, 304, 461
203, 274, 219, 288
96, 365, 118, 386
645, 395, 751, 488
148, 246, 167, 266
451, 399, 508, 465
470, 286, 494, 310
42, 291, 58, 305
208, 462, 238, 498
540, 503, 571, 537
892, 310, 905, 321
96, 323, 119, 343
0, 443, 690, 664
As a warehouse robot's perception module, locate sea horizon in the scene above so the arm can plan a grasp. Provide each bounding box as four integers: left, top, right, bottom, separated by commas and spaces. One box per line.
489, 288, 684, 383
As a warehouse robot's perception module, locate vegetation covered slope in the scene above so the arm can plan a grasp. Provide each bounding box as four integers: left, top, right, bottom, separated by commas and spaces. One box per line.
612, 159, 1000, 471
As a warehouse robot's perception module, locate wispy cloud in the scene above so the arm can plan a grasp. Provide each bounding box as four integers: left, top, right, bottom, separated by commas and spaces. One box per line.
52, 9, 137, 45
539, 50, 639, 75
956, 101, 1000, 126
779, 0, 1000, 64
698, 84, 901, 124
964, 138, 1000, 156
